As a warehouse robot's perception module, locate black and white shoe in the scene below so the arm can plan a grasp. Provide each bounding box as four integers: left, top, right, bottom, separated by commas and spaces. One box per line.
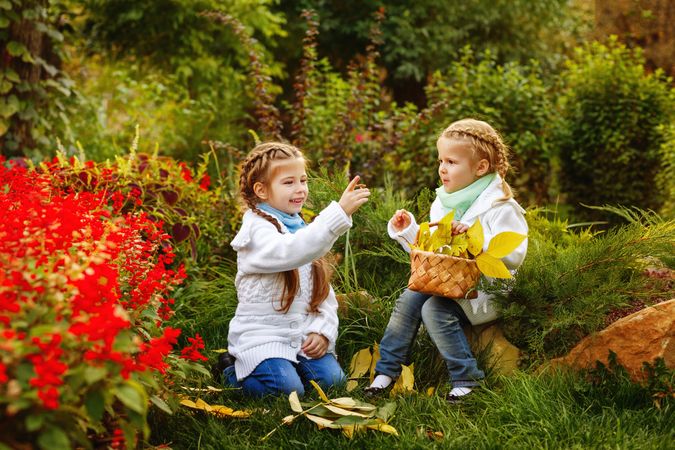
211, 352, 235, 382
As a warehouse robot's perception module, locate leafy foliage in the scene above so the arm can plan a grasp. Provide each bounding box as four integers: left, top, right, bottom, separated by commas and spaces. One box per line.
556, 38, 675, 221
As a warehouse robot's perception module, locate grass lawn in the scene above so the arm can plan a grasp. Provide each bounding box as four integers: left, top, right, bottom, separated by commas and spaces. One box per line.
148, 369, 674, 449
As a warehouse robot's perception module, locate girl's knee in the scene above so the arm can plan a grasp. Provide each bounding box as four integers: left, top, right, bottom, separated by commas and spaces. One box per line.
421, 298, 461, 325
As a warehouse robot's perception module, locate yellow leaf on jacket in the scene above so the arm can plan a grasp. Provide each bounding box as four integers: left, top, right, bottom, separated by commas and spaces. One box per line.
466, 219, 484, 256
476, 253, 512, 279
485, 231, 526, 258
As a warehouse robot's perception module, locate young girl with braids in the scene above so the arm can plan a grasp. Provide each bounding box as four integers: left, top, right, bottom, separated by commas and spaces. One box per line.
221, 142, 370, 398
365, 118, 528, 402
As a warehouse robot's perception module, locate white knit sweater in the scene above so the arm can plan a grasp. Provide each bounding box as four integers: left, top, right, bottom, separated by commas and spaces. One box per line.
228, 201, 352, 380
389, 175, 528, 325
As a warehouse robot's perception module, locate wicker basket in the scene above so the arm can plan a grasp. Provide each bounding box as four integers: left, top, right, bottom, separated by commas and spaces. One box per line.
407, 222, 481, 298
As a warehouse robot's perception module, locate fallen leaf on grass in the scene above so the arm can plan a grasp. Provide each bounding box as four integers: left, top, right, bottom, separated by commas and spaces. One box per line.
180, 398, 251, 418
390, 363, 414, 397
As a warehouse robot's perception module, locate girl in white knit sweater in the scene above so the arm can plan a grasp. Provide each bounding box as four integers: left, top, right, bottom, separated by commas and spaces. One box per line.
222, 142, 370, 397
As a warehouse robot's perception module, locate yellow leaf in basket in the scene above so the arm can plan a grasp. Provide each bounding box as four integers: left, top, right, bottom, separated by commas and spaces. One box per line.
417, 222, 432, 252
430, 210, 454, 251
466, 219, 484, 256
476, 253, 512, 279
485, 231, 526, 259
449, 233, 468, 256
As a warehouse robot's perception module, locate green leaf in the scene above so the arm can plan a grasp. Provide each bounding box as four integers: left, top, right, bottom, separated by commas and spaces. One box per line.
25, 413, 45, 432
0, 117, 8, 136
150, 395, 173, 415
85, 390, 105, 422
0, 16, 9, 28
3, 69, 19, 83
84, 366, 107, 384
115, 381, 147, 415
37, 427, 70, 450
1, 79, 13, 94
485, 231, 526, 258
0, 94, 19, 118
476, 253, 512, 279
375, 401, 397, 422
6, 40, 27, 57
0, 1, 11, 10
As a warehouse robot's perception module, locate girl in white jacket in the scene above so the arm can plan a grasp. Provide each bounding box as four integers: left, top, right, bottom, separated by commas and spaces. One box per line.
223, 142, 370, 397
365, 119, 528, 402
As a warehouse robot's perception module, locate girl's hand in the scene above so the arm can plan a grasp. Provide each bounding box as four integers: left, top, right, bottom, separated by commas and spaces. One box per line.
452, 221, 469, 235
302, 333, 329, 359
391, 209, 411, 232
339, 175, 370, 216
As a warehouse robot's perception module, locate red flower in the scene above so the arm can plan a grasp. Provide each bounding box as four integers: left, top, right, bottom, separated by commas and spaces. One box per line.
199, 174, 211, 191
178, 162, 193, 182
181, 333, 208, 362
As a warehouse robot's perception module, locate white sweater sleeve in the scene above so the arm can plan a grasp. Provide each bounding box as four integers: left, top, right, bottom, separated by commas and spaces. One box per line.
237, 201, 352, 274
303, 286, 339, 348
387, 211, 419, 253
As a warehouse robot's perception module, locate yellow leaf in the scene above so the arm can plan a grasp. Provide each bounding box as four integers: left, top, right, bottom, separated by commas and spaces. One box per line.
348, 347, 372, 379
341, 425, 357, 439
310, 380, 330, 403
430, 211, 454, 251
466, 219, 484, 256
211, 348, 229, 354
449, 233, 468, 256
476, 253, 512, 279
289, 391, 303, 413
305, 413, 338, 429
181, 398, 251, 418
369, 343, 380, 383
485, 231, 526, 258
346, 380, 358, 392
390, 363, 414, 396
179, 399, 197, 408
417, 222, 432, 252
195, 398, 212, 411
426, 387, 435, 397
366, 423, 399, 436
323, 404, 371, 418
331, 398, 377, 412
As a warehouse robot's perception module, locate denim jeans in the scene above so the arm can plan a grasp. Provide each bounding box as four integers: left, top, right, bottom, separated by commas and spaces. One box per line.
224, 354, 346, 398
375, 289, 484, 387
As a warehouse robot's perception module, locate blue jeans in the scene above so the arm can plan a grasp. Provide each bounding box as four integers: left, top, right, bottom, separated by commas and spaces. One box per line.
375, 289, 484, 387
224, 354, 346, 398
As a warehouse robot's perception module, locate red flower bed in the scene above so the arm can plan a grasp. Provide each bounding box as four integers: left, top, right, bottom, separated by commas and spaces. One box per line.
0, 158, 205, 448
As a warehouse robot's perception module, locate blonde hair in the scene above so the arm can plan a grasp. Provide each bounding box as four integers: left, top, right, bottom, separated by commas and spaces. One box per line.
238, 142, 330, 313
439, 118, 514, 200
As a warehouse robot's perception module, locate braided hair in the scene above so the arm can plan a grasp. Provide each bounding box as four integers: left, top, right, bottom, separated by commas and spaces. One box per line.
440, 118, 514, 200
238, 142, 330, 314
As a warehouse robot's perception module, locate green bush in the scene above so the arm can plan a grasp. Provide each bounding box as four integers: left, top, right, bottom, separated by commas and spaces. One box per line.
494, 207, 675, 360
556, 38, 675, 222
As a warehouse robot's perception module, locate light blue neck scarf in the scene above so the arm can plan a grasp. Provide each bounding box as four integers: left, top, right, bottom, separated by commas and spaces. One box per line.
435, 173, 496, 220
257, 203, 306, 233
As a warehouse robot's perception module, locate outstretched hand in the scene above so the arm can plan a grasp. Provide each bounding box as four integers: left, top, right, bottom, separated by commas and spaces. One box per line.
391, 209, 412, 232
339, 175, 370, 216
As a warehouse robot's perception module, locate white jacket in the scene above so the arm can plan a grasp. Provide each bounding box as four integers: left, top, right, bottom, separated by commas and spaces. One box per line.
389, 175, 528, 325
228, 201, 351, 380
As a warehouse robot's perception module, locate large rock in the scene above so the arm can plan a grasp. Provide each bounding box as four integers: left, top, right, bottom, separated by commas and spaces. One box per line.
550, 299, 675, 381
464, 323, 521, 375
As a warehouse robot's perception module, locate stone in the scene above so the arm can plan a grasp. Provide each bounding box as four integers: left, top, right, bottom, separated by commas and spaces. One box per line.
464, 323, 521, 375
549, 299, 674, 381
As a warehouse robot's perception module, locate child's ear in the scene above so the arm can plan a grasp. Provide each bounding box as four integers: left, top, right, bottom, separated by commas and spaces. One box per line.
253, 181, 268, 200
475, 159, 490, 177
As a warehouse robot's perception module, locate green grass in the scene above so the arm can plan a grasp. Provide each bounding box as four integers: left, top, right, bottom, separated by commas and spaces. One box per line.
148, 370, 673, 449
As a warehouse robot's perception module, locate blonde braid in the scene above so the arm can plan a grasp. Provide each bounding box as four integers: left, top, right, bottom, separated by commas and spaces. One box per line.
440, 118, 514, 200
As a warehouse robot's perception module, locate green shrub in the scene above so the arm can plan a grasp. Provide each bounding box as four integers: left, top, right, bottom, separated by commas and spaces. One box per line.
494, 207, 675, 359
556, 38, 675, 222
